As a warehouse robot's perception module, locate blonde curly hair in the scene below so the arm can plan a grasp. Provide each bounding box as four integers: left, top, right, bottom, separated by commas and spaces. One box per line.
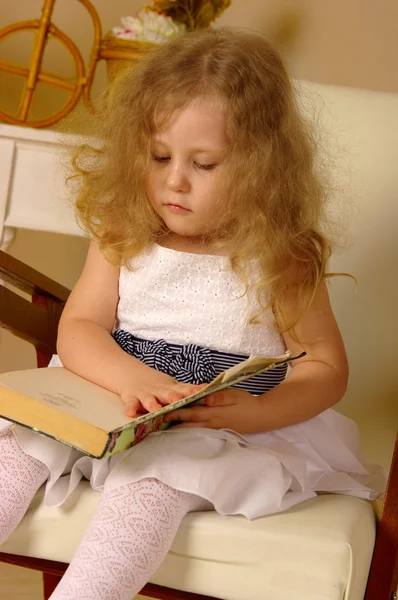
72, 28, 337, 332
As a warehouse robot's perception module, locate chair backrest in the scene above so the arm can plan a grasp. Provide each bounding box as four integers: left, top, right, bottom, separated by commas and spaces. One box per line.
297, 81, 398, 470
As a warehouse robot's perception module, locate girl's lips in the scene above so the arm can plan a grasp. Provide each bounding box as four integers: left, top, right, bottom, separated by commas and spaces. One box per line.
165, 203, 191, 213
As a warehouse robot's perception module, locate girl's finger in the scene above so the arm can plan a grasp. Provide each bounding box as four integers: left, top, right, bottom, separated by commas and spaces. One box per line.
173, 383, 207, 398
124, 396, 140, 417
164, 407, 208, 423
171, 422, 208, 429
205, 391, 232, 407
162, 389, 185, 404
141, 395, 163, 413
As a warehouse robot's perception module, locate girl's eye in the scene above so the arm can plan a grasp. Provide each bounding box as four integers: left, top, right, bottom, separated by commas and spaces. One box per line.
196, 163, 216, 171
152, 156, 216, 171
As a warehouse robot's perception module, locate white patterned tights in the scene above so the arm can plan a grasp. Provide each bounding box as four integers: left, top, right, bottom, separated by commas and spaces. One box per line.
0, 429, 212, 600
50, 478, 212, 600
0, 428, 49, 545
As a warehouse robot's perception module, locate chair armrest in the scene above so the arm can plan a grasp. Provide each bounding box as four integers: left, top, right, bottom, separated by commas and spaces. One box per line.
0, 250, 69, 302
0, 250, 70, 360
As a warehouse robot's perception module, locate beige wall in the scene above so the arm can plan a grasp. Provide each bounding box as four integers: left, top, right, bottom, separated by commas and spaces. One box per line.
1, 0, 397, 104
1, 2, 397, 138
219, 0, 398, 93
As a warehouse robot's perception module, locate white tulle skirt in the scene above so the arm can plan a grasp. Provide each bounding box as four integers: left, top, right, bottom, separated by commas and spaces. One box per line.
0, 361, 386, 519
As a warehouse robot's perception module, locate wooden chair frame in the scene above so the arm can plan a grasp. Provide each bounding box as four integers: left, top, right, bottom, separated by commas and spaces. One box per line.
0, 248, 397, 600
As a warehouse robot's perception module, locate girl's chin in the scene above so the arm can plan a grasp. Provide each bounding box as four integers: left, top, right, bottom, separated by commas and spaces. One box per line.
162, 220, 209, 239
158, 212, 222, 240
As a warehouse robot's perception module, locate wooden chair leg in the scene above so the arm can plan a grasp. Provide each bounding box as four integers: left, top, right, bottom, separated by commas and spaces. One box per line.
365, 433, 398, 600
43, 572, 62, 599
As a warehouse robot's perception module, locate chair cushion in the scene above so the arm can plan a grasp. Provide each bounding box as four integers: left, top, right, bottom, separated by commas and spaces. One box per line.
1, 482, 375, 600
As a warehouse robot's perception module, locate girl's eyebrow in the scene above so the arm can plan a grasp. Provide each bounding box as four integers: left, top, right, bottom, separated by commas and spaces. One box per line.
151, 140, 227, 154
189, 146, 227, 154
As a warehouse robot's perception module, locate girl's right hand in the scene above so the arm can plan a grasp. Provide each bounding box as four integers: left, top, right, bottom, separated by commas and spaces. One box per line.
119, 366, 205, 417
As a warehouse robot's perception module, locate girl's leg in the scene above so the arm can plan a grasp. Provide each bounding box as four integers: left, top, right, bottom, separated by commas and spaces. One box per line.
0, 428, 49, 545
50, 478, 212, 600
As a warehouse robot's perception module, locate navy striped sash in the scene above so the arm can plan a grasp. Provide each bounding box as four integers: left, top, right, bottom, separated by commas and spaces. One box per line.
113, 329, 287, 395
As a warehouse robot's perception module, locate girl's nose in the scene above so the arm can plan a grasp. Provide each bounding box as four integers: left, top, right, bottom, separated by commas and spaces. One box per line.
166, 162, 190, 193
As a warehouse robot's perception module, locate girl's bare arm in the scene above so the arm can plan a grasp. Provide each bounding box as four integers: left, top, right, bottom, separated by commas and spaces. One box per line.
167, 280, 349, 431
257, 279, 349, 429
57, 241, 199, 414
57, 241, 142, 393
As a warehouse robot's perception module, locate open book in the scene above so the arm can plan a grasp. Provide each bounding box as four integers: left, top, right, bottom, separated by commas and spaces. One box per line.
0, 351, 304, 458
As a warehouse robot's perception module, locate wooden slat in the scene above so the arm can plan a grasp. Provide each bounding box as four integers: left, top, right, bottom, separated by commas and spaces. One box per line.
0, 554, 218, 600
142, 583, 218, 600
0, 554, 68, 577
0, 250, 70, 302
0, 286, 62, 355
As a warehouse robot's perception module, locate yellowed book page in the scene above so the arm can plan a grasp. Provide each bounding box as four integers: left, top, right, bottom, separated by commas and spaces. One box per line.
210, 351, 291, 386
0, 367, 132, 432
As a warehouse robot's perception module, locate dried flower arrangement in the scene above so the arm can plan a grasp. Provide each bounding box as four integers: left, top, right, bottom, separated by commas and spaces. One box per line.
112, 0, 232, 43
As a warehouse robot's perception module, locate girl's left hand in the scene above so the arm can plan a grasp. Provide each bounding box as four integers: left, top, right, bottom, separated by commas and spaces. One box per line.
163, 388, 261, 431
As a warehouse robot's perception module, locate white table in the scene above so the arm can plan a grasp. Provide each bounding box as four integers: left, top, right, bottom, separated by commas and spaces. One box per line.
0, 124, 85, 250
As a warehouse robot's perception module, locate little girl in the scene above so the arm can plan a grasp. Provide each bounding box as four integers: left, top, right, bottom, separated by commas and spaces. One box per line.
0, 28, 385, 599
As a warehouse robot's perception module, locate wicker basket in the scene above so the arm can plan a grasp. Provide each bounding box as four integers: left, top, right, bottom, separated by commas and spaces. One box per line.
100, 34, 156, 84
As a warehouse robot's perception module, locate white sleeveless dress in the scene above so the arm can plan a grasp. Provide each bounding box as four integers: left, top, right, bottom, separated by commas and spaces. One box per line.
0, 245, 385, 519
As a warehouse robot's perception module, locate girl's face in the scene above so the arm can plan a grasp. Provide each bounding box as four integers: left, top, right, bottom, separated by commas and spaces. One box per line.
146, 99, 230, 241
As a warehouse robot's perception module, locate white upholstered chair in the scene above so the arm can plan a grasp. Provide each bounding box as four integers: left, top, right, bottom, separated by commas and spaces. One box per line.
0, 81, 397, 600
